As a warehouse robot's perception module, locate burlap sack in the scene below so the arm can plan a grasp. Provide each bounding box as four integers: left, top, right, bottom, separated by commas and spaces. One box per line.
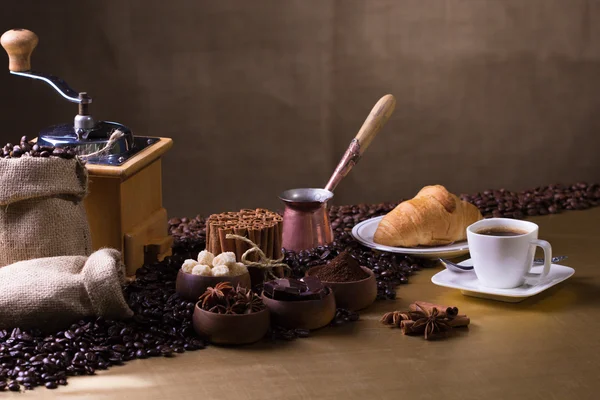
0, 157, 92, 267
0, 248, 133, 331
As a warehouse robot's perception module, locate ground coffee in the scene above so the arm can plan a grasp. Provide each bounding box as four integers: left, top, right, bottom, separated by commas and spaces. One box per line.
314, 251, 369, 282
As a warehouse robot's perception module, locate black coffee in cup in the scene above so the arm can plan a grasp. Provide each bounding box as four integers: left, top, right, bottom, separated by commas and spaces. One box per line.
476, 227, 528, 237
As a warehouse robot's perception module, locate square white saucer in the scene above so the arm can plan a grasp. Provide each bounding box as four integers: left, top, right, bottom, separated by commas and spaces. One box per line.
431, 259, 575, 303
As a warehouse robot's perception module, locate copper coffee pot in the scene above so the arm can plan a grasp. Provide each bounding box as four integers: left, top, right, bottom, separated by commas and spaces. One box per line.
280, 94, 396, 252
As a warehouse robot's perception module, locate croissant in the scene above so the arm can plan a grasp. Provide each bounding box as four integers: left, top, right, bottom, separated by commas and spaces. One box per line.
373, 185, 482, 247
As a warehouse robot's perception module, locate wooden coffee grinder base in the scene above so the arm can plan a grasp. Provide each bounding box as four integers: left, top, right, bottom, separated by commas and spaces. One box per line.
84, 137, 173, 276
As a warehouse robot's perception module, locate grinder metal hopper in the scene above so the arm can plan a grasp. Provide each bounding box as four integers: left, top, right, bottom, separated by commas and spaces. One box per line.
1, 29, 173, 275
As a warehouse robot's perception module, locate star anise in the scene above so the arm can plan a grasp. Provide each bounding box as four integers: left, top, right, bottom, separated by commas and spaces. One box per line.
199, 281, 233, 310
208, 304, 227, 314
201, 283, 265, 315
409, 307, 452, 340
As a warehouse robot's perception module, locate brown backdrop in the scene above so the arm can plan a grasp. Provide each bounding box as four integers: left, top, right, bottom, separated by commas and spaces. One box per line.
1, 0, 599, 217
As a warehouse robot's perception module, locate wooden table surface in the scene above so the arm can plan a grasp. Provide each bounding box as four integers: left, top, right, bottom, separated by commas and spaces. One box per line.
11, 208, 600, 400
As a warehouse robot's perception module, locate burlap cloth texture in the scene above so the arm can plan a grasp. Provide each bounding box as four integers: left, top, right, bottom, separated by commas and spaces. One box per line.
0, 157, 92, 267
0, 248, 133, 330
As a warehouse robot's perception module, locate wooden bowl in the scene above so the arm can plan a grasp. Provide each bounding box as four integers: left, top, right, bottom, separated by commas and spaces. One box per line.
306, 266, 377, 311
175, 270, 251, 302
193, 304, 270, 345
261, 287, 336, 330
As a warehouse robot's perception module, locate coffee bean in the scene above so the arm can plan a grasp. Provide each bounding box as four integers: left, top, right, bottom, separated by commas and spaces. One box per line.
294, 329, 310, 338
111, 345, 126, 353
45, 381, 57, 389
160, 347, 174, 357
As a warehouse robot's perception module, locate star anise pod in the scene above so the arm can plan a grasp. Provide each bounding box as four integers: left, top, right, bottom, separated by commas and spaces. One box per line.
248, 292, 266, 313
232, 285, 265, 314
208, 304, 227, 314
199, 281, 233, 310
409, 308, 452, 340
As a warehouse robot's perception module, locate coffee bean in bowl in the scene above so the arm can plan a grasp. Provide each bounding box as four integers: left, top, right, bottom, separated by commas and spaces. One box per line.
306, 251, 377, 311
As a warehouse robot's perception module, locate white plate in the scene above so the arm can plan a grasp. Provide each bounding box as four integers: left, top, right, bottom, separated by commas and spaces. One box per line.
431, 259, 575, 303
351, 216, 470, 259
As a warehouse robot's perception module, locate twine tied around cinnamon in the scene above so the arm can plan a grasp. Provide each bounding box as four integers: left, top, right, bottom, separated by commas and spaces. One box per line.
226, 234, 291, 279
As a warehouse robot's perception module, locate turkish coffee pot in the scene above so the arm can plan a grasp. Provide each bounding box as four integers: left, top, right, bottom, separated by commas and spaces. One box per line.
279, 94, 396, 252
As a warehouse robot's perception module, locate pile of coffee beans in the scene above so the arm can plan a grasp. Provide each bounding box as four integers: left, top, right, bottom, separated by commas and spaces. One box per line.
0, 253, 206, 392
459, 183, 600, 219
169, 182, 600, 300
169, 216, 207, 255
1, 136, 76, 159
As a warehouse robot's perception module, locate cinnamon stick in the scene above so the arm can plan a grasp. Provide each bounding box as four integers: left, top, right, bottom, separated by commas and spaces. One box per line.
265, 222, 274, 259
274, 216, 283, 259
247, 227, 259, 262
218, 227, 236, 254
209, 222, 223, 254
409, 301, 459, 318
205, 221, 211, 252
400, 315, 469, 335
233, 225, 249, 261
400, 320, 417, 335
260, 224, 269, 257
447, 315, 470, 328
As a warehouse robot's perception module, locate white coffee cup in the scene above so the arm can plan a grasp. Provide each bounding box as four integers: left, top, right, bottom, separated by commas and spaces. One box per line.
466, 218, 552, 289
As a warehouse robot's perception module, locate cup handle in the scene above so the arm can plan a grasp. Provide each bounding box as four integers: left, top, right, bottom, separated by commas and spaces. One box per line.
525, 239, 552, 285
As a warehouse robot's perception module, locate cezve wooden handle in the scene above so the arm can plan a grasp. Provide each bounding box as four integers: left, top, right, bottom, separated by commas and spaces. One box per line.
0, 29, 38, 71
354, 94, 396, 155
323, 94, 396, 192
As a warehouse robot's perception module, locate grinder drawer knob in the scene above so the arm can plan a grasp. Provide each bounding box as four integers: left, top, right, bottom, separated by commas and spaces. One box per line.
1, 29, 38, 72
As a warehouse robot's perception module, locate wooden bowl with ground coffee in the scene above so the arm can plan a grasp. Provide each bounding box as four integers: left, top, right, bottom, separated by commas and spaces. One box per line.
306, 251, 377, 311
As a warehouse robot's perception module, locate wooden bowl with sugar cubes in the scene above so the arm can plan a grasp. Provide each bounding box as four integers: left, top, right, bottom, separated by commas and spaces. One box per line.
176, 250, 251, 302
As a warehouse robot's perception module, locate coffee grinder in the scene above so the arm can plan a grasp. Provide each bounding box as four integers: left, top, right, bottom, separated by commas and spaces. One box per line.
1, 28, 173, 275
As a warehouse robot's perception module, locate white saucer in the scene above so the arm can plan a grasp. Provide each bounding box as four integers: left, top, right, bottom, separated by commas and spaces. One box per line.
351, 216, 469, 259
431, 259, 575, 303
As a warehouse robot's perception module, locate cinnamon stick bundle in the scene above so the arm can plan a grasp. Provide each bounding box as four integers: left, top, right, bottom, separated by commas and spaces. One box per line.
203, 209, 283, 261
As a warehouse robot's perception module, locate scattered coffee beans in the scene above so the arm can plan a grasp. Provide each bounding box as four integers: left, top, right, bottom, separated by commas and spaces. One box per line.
1, 136, 77, 159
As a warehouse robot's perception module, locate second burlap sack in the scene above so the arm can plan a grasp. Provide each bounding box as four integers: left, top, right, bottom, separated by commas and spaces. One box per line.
0, 157, 92, 267
0, 248, 133, 331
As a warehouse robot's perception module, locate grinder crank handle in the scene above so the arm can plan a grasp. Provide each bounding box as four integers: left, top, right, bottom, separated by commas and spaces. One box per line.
324, 94, 396, 192
0, 28, 89, 104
